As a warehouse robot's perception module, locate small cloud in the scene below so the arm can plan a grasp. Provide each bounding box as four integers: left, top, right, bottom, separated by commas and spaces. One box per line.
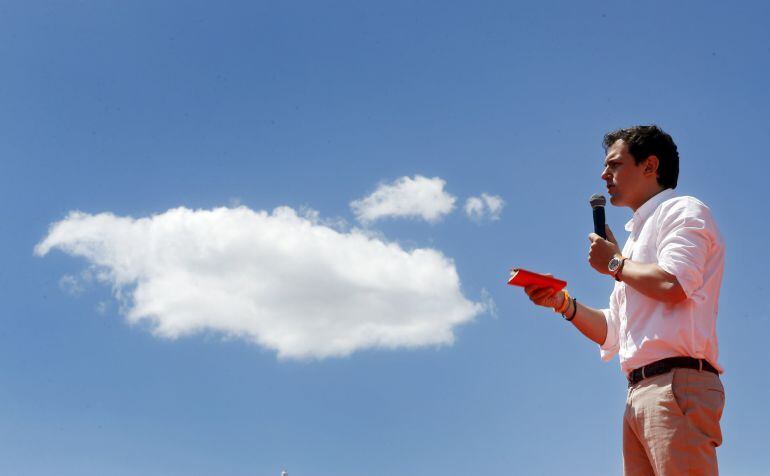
59, 274, 84, 295
58, 269, 94, 296
95, 301, 110, 315
464, 193, 505, 222
350, 175, 456, 224
480, 288, 498, 319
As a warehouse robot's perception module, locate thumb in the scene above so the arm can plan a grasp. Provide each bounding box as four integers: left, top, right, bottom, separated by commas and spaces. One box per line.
605, 224, 617, 245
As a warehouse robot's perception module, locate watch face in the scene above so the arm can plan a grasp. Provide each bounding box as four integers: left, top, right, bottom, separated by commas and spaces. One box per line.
608, 257, 620, 272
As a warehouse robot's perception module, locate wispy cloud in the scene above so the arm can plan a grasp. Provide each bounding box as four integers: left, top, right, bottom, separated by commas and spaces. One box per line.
95, 301, 110, 315
464, 193, 505, 222
35, 206, 483, 360
58, 269, 95, 296
59, 274, 83, 295
480, 289, 498, 319
350, 175, 456, 224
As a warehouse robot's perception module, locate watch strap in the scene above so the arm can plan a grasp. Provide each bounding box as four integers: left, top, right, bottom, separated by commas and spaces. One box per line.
612, 256, 626, 281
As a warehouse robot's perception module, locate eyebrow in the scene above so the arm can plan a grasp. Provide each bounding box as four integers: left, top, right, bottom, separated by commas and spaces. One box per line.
604, 158, 622, 167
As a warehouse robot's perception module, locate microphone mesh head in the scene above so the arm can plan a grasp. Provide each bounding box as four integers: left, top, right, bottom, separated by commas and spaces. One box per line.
589, 194, 606, 208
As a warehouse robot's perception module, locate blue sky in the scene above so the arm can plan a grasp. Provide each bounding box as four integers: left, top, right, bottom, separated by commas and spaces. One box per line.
2, 1, 769, 474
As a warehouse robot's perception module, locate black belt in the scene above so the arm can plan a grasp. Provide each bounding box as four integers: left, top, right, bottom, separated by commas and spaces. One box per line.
627, 357, 718, 386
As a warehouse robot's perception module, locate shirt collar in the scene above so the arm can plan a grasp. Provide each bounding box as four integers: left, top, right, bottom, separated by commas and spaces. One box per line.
624, 188, 677, 234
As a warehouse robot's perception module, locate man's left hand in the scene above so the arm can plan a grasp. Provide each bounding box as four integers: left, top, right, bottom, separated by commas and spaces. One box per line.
588, 225, 621, 276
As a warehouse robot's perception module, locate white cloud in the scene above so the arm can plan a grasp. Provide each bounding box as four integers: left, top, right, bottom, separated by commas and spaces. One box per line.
350, 175, 456, 224
464, 193, 505, 222
58, 269, 95, 296
59, 274, 84, 295
480, 289, 498, 319
35, 206, 483, 360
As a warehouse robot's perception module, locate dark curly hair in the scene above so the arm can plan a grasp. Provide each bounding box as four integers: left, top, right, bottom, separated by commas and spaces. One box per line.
603, 125, 679, 189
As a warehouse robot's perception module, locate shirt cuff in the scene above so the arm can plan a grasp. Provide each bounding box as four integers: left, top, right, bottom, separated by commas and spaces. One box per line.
599, 308, 618, 361
658, 259, 696, 299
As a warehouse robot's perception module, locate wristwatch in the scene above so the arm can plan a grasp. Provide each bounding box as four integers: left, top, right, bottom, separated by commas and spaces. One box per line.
608, 255, 626, 281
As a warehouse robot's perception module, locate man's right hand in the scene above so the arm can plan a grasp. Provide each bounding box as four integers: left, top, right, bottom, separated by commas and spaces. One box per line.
524, 275, 565, 312
524, 274, 610, 346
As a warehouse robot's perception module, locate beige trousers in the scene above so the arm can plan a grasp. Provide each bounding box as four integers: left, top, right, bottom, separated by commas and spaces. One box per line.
623, 368, 725, 476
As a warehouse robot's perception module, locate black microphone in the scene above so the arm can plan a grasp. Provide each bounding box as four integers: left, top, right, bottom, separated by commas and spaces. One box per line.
589, 194, 607, 239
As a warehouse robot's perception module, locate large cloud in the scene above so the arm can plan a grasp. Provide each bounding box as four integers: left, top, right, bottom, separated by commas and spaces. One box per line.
350, 175, 456, 224
34, 206, 483, 359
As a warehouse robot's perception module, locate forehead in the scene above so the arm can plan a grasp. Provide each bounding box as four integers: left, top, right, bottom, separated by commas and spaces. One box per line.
604, 139, 629, 165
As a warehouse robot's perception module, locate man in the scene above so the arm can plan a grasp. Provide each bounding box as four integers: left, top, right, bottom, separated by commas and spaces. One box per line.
524, 125, 725, 475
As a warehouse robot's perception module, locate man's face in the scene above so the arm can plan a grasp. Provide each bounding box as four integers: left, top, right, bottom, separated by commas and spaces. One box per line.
601, 140, 649, 209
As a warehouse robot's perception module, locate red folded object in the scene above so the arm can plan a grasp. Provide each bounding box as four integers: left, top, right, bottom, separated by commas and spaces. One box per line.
507, 268, 567, 292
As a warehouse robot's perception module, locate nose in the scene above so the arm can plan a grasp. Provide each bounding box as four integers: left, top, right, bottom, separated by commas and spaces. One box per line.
601, 166, 611, 181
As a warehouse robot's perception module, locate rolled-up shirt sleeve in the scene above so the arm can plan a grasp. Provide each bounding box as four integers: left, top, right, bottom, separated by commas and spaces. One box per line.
656, 202, 713, 299
599, 285, 621, 361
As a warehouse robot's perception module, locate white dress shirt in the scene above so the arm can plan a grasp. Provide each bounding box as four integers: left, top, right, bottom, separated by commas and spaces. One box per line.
600, 188, 726, 374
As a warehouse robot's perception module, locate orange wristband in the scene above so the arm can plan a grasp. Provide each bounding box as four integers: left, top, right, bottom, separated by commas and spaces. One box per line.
555, 289, 570, 314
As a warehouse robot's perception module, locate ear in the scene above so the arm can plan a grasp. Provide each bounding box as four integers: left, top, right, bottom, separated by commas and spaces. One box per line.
643, 155, 660, 178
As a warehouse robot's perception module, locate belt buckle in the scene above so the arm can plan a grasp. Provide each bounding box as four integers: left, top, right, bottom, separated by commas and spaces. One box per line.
628, 368, 643, 386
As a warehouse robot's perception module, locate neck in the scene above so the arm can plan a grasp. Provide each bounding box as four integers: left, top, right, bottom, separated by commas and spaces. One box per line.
631, 186, 666, 212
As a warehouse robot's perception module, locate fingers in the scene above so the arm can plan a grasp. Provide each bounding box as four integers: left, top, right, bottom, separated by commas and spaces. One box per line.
532, 288, 555, 300
524, 285, 556, 307
591, 227, 618, 247
524, 284, 554, 297
605, 224, 617, 244
524, 284, 537, 295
